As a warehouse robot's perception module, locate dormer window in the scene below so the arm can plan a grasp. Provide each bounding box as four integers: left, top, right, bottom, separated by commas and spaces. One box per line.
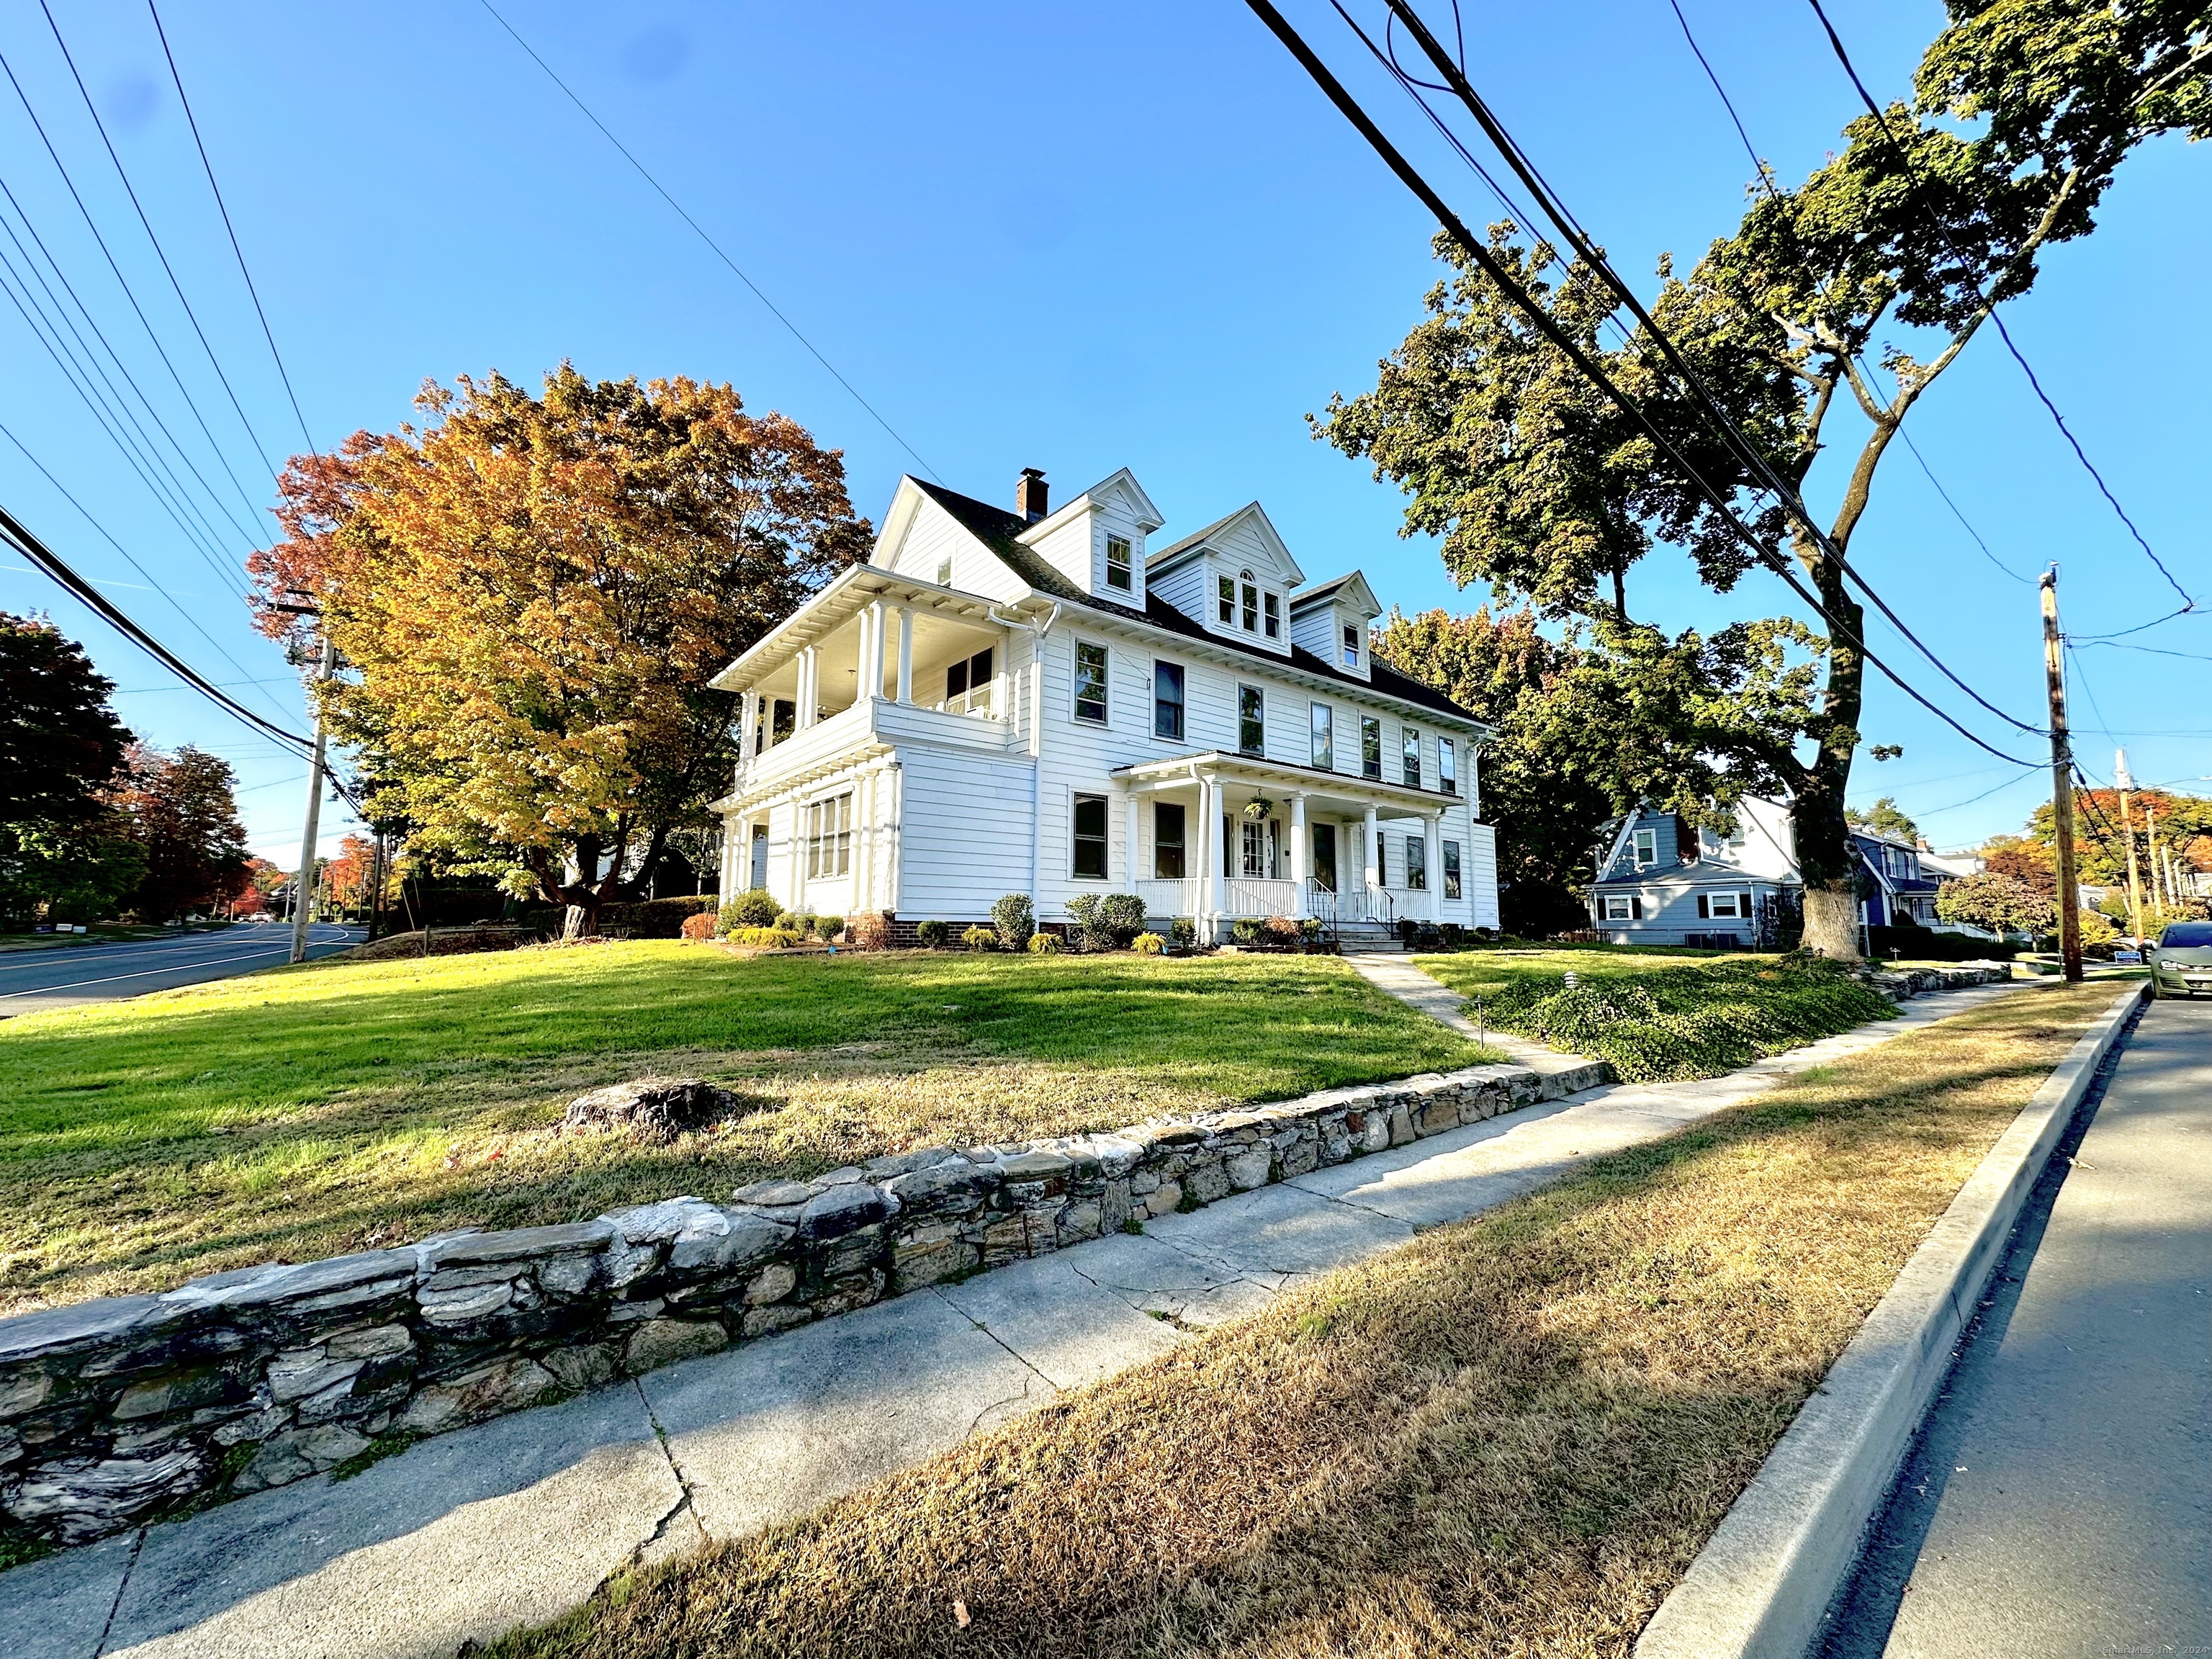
1218, 575, 1235, 624
1240, 572, 1259, 632
1342, 624, 1360, 667
1263, 591, 1280, 639
1105, 535, 1132, 592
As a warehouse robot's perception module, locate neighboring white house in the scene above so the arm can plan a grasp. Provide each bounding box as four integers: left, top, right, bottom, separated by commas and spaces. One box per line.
706, 468, 1499, 942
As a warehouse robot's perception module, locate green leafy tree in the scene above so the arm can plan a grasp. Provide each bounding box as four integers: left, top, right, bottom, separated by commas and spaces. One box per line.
1320, 7, 2211, 956
1846, 797, 1921, 843
0, 613, 139, 927
1937, 869, 2055, 937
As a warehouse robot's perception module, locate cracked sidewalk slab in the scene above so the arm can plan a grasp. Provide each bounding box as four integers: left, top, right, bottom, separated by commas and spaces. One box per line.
1, 1527, 138, 1659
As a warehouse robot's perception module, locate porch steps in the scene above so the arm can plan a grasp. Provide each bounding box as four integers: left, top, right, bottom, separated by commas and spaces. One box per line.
1336, 925, 1409, 954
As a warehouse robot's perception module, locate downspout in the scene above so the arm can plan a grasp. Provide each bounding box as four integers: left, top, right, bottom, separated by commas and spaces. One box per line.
991, 602, 1061, 909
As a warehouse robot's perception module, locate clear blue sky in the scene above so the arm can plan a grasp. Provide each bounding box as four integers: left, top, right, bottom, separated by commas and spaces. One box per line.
1, 0, 2203, 868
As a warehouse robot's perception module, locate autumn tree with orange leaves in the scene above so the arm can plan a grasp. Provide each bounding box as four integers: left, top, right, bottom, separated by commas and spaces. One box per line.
253, 367, 869, 933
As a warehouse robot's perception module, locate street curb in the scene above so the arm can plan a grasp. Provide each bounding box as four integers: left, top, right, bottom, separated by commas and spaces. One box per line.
1633, 977, 2149, 1659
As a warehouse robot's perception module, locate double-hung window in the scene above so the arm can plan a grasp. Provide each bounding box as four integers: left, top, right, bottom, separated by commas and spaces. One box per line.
1218, 575, 1236, 624
1153, 660, 1185, 739
1439, 737, 1457, 795
1237, 684, 1265, 755
945, 647, 994, 716
1401, 727, 1421, 788
1342, 624, 1360, 668
1105, 534, 1132, 592
1309, 702, 1334, 770
1603, 894, 1638, 921
1071, 793, 1109, 879
1361, 716, 1382, 781
1153, 801, 1186, 878
1405, 833, 1427, 891
1632, 827, 1658, 868
1241, 573, 1259, 632
1072, 641, 1109, 724
805, 793, 852, 879
1443, 840, 1462, 900
1262, 591, 1280, 639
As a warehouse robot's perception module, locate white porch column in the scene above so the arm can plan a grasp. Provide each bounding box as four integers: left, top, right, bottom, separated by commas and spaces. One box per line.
796, 648, 817, 729
1423, 810, 1443, 920
738, 691, 759, 762
1287, 793, 1308, 917
1362, 804, 1380, 891
851, 770, 871, 917
1201, 772, 1225, 934
895, 606, 914, 703
866, 601, 888, 700
1124, 791, 1141, 895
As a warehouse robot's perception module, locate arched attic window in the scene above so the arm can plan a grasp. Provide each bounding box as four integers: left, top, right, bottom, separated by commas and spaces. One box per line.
1239, 569, 1259, 632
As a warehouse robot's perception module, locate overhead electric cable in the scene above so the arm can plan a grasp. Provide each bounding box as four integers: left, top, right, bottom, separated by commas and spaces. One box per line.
473, 0, 940, 482
0, 48, 267, 527
1244, 0, 2041, 768
1658, 0, 2033, 589
38, 0, 278, 473
1802, 0, 2196, 616
145, 0, 317, 457
1374, 0, 2046, 739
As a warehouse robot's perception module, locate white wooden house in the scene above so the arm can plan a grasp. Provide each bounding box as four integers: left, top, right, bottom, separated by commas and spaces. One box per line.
708, 468, 1498, 943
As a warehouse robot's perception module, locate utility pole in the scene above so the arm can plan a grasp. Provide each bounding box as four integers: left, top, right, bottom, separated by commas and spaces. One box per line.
2116, 748, 2144, 944
2041, 569, 2082, 983
289, 633, 335, 966
2146, 801, 2164, 914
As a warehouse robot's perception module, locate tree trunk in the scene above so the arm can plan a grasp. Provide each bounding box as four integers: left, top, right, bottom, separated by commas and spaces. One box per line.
1791, 765, 1861, 959
1802, 881, 1861, 958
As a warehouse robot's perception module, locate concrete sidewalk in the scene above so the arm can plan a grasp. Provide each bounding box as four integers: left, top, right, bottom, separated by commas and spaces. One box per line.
1818, 997, 2211, 1658
8, 981, 2028, 1659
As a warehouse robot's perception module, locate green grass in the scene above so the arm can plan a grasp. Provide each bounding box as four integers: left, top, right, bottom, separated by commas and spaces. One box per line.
0, 942, 1491, 1314
1414, 947, 1900, 1082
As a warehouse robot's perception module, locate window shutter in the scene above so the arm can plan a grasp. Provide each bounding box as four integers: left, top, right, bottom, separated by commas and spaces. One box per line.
1630, 896, 1643, 920
1740, 892, 1752, 920
1696, 894, 1709, 919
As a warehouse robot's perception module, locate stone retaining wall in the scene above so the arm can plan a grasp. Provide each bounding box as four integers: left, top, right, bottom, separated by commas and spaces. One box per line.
0, 1053, 1610, 1552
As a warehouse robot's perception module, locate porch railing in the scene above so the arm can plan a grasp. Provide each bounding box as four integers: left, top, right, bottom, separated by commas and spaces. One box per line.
1135, 878, 1203, 919
1309, 883, 1395, 926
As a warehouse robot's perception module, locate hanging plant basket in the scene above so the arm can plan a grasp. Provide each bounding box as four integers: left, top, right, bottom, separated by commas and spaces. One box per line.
1242, 797, 1276, 822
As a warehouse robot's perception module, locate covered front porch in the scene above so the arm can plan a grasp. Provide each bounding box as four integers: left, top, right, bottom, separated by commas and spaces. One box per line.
1112, 754, 1457, 939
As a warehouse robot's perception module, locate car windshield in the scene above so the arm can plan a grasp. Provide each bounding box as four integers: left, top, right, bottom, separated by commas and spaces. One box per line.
2157, 922, 2212, 948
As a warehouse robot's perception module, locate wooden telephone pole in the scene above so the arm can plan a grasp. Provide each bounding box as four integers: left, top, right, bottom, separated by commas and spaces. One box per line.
2040, 568, 2082, 983
2116, 750, 2145, 940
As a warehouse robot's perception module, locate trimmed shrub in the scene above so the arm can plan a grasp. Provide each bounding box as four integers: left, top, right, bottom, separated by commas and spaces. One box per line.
1067, 892, 1145, 951
1262, 915, 1300, 948
1230, 918, 1264, 948
961, 925, 997, 951
1131, 931, 1166, 955
1026, 930, 1061, 955
914, 919, 949, 948
849, 912, 891, 950
722, 889, 781, 930
728, 926, 802, 949
815, 914, 845, 941
1395, 916, 1421, 945
679, 912, 717, 941
1169, 917, 1197, 950
597, 896, 719, 938
992, 893, 1034, 951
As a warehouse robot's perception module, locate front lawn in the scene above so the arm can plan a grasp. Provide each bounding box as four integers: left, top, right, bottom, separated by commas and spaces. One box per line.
0, 943, 1489, 1314
483, 979, 2114, 1659
1414, 948, 1900, 1081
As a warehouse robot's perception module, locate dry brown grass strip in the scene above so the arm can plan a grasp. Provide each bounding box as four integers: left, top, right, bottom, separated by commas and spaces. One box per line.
487, 982, 2118, 1659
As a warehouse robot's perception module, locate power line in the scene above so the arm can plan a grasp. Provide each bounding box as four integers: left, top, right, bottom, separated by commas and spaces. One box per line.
1802, 0, 2196, 616
1658, 0, 2033, 590
0, 46, 268, 528
472, 0, 941, 483
146, 0, 317, 457
1372, 0, 2046, 742
1915, 764, 2043, 818
1246, 0, 2041, 769
37, 0, 278, 475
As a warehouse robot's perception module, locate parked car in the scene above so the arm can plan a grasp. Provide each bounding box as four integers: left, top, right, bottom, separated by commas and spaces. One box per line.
2149, 921, 2212, 998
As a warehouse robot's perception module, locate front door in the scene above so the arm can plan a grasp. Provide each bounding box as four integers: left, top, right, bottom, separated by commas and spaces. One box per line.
748, 824, 768, 891
1311, 822, 1337, 892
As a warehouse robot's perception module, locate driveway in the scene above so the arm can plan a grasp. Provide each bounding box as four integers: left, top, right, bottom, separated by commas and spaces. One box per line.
0, 924, 363, 1015
1819, 995, 2212, 1655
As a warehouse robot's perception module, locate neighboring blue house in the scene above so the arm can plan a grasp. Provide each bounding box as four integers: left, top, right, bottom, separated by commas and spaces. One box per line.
1586, 798, 1961, 947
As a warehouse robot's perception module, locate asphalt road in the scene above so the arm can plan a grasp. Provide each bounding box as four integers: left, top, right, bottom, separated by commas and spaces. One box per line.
0, 924, 363, 1015
1820, 995, 2212, 1657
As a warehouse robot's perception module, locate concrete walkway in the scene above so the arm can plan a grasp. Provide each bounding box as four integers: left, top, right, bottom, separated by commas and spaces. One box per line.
1343, 950, 1607, 1080
1818, 997, 2211, 1658
7, 981, 2031, 1659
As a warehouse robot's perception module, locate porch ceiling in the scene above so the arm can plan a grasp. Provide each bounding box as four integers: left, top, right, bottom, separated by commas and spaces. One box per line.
709, 567, 1038, 693
1111, 751, 1458, 815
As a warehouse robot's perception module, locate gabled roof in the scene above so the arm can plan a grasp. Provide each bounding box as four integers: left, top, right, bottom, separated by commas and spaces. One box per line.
904, 478, 1484, 727
1292, 571, 1381, 616
1143, 500, 1304, 587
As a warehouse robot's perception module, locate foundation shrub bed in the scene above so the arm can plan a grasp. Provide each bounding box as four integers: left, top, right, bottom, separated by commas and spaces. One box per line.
1434, 953, 1898, 1082
593, 897, 718, 938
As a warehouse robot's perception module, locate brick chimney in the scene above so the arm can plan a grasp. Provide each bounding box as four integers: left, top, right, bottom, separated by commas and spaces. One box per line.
1016, 468, 1049, 523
